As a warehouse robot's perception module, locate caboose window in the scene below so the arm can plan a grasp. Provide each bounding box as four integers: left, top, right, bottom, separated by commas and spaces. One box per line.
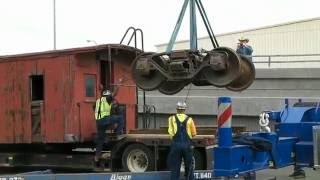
30, 75, 44, 101
85, 75, 96, 97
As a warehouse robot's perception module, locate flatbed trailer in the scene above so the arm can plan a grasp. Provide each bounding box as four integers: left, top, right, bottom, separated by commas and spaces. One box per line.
0, 127, 245, 173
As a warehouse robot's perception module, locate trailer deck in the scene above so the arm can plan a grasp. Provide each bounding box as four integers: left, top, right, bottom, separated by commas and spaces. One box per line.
1, 170, 214, 180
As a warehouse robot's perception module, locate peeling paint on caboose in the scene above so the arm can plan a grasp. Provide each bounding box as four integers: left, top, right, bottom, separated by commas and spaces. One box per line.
0, 44, 140, 144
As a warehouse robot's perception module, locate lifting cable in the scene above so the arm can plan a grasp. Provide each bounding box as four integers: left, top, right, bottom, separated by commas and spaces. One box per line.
184, 83, 193, 104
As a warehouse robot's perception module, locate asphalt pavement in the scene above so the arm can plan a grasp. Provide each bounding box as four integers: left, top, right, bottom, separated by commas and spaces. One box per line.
257, 166, 320, 180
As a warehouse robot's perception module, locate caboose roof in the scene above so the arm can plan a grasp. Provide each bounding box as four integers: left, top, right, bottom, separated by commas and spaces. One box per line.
0, 44, 141, 62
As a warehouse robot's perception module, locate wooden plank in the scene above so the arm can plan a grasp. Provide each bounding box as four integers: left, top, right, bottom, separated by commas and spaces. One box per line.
125, 133, 214, 140
129, 127, 245, 135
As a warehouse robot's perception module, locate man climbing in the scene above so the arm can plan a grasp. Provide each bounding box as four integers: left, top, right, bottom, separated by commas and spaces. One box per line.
94, 79, 124, 166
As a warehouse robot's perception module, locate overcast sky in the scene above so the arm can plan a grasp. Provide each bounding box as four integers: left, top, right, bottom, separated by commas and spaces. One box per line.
0, 0, 319, 55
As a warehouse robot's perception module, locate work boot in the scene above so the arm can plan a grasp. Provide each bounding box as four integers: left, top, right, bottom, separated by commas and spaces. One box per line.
93, 158, 104, 172
94, 161, 100, 167
289, 169, 306, 179
116, 134, 126, 140
93, 156, 100, 167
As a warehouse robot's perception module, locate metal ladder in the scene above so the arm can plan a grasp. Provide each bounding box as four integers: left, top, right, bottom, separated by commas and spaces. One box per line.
120, 27, 156, 129
120, 26, 144, 50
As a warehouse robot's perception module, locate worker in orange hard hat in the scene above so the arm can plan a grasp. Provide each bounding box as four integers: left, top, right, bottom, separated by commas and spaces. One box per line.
236, 36, 253, 61
167, 101, 197, 180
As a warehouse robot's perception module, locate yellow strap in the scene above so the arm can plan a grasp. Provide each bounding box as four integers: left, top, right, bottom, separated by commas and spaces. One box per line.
170, 116, 175, 133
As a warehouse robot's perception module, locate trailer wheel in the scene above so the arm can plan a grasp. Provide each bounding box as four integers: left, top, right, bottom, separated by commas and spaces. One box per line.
180, 149, 205, 171
122, 144, 155, 172
193, 149, 205, 170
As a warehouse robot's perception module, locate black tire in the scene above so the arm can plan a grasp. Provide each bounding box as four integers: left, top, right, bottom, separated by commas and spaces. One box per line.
121, 143, 155, 172
193, 148, 205, 170
180, 148, 205, 171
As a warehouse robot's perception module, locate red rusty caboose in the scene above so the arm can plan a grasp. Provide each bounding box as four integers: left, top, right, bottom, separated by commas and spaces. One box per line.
0, 44, 140, 144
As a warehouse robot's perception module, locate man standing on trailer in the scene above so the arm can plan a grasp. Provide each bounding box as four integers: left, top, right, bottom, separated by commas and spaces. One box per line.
168, 101, 197, 180
94, 79, 124, 166
236, 37, 253, 61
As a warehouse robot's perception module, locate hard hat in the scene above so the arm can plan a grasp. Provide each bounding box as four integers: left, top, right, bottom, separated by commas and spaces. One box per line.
102, 90, 112, 96
176, 101, 187, 110
239, 36, 249, 42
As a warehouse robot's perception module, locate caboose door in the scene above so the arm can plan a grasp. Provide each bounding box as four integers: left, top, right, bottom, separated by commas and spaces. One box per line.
30, 75, 44, 142
31, 101, 42, 142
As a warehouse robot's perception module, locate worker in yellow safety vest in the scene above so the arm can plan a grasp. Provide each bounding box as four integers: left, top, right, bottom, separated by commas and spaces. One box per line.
167, 101, 197, 180
94, 80, 124, 166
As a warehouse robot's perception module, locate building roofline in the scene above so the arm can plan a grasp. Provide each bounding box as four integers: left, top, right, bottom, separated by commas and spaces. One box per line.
156, 16, 320, 47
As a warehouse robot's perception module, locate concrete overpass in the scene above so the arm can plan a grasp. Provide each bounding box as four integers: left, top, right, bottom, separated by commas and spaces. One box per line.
137, 68, 320, 131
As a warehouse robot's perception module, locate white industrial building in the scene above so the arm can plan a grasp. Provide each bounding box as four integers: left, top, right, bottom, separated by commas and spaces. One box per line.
156, 17, 320, 68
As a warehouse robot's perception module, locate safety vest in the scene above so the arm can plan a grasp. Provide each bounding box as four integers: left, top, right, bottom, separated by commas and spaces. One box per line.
168, 114, 195, 140
95, 97, 112, 120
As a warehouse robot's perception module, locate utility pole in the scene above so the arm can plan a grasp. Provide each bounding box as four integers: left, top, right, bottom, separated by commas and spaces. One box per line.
53, 0, 56, 50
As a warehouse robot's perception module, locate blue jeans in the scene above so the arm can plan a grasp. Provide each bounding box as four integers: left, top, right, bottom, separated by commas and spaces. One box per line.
95, 115, 124, 156
167, 142, 194, 180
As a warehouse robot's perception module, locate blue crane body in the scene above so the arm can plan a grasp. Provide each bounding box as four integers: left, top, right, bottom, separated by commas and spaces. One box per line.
214, 99, 320, 178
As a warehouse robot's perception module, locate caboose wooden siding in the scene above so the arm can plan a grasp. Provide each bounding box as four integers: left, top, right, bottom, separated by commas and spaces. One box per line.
0, 44, 140, 144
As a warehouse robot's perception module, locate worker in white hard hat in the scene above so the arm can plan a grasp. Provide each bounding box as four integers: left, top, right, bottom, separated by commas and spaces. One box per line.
236, 36, 253, 61
94, 79, 124, 167
167, 101, 197, 180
